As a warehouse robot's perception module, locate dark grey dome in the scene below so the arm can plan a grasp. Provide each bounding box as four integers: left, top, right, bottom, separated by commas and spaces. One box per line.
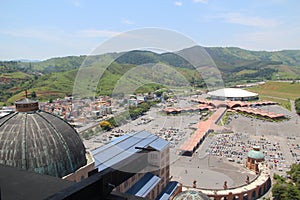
174, 190, 210, 200
0, 100, 87, 177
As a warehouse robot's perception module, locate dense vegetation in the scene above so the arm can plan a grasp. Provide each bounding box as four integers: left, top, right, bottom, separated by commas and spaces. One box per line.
81, 99, 160, 139
1, 46, 300, 105
31, 56, 86, 73
108, 100, 159, 127
272, 163, 300, 200
0, 61, 34, 103
205, 47, 300, 83
295, 98, 300, 115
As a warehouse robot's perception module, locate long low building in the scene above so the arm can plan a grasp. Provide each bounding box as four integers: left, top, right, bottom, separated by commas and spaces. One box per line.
232, 107, 286, 119
163, 105, 212, 114
191, 98, 277, 109
208, 88, 259, 101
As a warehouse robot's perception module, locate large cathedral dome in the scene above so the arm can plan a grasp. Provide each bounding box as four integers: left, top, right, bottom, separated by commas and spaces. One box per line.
0, 98, 87, 177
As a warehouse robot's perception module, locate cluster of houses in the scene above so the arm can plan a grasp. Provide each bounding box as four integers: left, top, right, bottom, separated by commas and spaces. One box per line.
0, 93, 159, 128
39, 96, 113, 127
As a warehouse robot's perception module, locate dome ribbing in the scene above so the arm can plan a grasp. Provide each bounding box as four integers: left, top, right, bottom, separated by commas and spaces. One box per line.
0, 99, 87, 177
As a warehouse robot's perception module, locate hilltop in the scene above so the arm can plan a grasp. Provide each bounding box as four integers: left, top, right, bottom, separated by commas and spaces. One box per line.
1, 46, 300, 105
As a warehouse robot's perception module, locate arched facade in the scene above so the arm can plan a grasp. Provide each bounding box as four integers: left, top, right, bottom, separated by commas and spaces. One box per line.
178, 163, 271, 200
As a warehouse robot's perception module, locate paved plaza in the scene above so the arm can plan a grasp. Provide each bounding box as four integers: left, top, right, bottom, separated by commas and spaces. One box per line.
170, 154, 257, 189
83, 97, 300, 190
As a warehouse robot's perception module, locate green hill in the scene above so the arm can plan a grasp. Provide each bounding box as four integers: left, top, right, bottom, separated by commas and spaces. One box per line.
205, 47, 300, 81
1, 46, 300, 105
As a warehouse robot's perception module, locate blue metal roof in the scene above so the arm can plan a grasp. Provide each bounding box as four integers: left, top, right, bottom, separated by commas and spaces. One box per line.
91, 130, 169, 171
149, 138, 169, 151
156, 181, 178, 200
126, 172, 161, 198
159, 194, 170, 200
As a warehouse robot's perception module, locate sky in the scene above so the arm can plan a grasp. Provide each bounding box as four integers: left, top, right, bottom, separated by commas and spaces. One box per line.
1, 0, 300, 60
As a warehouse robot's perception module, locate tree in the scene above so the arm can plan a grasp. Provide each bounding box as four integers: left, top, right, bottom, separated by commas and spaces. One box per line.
295, 98, 300, 115
272, 183, 287, 200
287, 163, 300, 188
272, 164, 300, 200
284, 185, 300, 200
100, 121, 112, 131
31, 91, 37, 99
154, 90, 163, 98
108, 117, 117, 127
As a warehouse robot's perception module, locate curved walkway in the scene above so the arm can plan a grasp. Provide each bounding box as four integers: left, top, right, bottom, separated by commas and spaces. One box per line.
181, 163, 271, 200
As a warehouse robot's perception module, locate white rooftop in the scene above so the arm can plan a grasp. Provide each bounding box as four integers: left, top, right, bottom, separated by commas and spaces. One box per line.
208, 88, 258, 98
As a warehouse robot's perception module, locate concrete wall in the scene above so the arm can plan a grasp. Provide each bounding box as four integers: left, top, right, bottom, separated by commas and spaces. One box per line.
179, 163, 271, 200
63, 151, 95, 182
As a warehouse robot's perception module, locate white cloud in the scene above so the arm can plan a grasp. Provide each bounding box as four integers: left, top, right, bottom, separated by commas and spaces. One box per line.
193, 0, 208, 3
216, 12, 279, 28
174, 1, 183, 6
79, 29, 120, 38
121, 18, 135, 25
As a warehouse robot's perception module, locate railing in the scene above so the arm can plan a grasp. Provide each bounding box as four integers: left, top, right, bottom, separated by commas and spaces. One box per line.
181, 164, 271, 199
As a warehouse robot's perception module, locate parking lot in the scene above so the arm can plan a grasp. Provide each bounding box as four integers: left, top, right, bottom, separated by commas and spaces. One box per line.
83, 98, 300, 188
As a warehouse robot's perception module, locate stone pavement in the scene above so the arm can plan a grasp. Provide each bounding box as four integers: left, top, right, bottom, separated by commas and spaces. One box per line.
170, 152, 256, 189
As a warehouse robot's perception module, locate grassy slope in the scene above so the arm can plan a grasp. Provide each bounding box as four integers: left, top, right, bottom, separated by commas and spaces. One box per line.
248, 81, 300, 100
0, 71, 32, 79
205, 47, 300, 83
2, 47, 300, 104
6, 70, 77, 104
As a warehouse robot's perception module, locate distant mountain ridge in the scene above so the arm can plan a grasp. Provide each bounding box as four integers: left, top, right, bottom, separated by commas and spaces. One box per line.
4, 45, 300, 74
12, 59, 41, 63
1, 46, 300, 105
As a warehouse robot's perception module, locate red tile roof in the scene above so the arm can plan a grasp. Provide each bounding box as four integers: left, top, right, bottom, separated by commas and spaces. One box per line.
179, 108, 226, 152
233, 107, 285, 119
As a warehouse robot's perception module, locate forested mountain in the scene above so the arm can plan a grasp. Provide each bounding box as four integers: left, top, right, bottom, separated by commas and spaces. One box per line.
185, 46, 300, 83
1, 46, 300, 105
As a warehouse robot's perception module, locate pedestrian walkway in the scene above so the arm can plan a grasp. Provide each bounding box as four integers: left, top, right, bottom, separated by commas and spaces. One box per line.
178, 107, 227, 155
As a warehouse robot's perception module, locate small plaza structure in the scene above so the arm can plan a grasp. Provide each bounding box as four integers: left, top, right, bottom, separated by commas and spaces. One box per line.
246, 146, 265, 172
